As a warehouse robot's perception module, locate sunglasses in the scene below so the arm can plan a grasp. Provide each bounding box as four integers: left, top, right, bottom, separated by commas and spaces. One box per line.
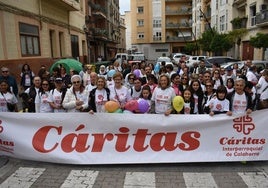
72, 81, 80, 84
2, 71, 8, 73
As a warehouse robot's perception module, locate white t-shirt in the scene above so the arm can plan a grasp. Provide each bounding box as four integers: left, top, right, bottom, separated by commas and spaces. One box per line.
183, 102, 191, 114
95, 89, 108, 113
151, 87, 176, 114
232, 92, 247, 114
0, 92, 18, 112
246, 71, 258, 84
48, 89, 66, 113
109, 85, 131, 106
35, 91, 53, 113
129, 86, 142, 100
257, 76, 268, 100
207, 98, 229, 113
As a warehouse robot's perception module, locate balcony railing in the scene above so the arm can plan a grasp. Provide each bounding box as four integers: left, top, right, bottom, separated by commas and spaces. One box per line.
166, 36, 192, 42
256, 10, 268, 26
92, 28, 108, 37
165, 9, 192, 15
166, 22, 191, 29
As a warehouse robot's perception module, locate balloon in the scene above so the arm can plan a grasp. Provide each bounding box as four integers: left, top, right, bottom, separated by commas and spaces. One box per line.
123, 110, 133, 114
172, 96, 184, 112
104, 101, 120, 113
138, 99, 150, 113
133, 69, 140, 78
125, 100, 139, 112
107, 69, 116, 78
113, 108, 123, 113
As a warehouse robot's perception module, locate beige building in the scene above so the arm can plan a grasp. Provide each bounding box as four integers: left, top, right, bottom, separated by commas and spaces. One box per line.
192, 0, 268, 60
0, 0, 87, 79
0, 0, 123, 80
131, 0, 193, 60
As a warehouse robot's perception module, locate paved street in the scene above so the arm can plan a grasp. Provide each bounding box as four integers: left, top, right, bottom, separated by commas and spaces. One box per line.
0, 157, 268, 188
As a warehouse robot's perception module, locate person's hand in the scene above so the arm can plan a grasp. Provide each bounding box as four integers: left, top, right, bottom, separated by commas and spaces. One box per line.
226, 111, 232, 116
246, 109, 252, 114
89, 110, 94, 114
209, 111, 214, 116
164, 109, 172, 116
76, 100, 83, 106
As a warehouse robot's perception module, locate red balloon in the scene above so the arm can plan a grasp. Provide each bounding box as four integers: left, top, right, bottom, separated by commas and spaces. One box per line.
125, 100, 139, 111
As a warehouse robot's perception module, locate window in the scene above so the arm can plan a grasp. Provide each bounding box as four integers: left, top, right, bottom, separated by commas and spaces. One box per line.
220, 15, 225, 31
153, 19, 161, 28
19, 23, 40, 56
137, 33, 144, 39
153, 32, 162, 41
71, 35, 79, 59
250, 5, 256, 26
137, 7, 144, 13
137, 19, 144, 26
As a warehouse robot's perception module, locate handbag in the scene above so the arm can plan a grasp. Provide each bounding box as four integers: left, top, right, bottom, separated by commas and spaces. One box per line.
1, 92, 16, 112
258, 99, 268, 110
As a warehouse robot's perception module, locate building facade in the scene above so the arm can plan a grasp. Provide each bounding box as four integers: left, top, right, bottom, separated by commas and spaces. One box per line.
0, 0, 86, 79
130, 0, 268, 60
0, 0, 124, 81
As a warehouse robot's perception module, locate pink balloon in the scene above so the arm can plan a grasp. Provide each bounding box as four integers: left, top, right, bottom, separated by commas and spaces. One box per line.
125, 100, 139, 111
138, 99, 150, 113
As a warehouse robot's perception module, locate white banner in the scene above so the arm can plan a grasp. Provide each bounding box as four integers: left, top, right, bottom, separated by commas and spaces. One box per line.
0, 110, 267, 164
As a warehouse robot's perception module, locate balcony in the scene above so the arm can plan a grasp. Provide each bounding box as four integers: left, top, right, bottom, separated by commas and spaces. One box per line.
166, 36, 192, 42
166, 22, 191, 29
45, 0, 80, 11
231, 17, 247, 29
91, 4, 107, 18
233, 0, 246, 9
92, 28, 108, 39
256, 10, 268, 27
165, 8, 192, 16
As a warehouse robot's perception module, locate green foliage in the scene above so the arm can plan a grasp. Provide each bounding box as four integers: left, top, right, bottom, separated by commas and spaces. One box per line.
227, 29, 248, 45
184, 43, 199, 54
249, 33, 268, 49
199, 28, 232, 54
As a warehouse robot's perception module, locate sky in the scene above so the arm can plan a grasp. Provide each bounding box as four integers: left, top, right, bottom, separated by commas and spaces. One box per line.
119, 0, 130, 14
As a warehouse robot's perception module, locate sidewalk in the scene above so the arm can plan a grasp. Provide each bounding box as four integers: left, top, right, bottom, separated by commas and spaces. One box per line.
0, 156, 8, 168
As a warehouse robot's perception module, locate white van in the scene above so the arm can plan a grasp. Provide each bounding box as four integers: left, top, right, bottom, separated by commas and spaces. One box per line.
115, 53, 128, 61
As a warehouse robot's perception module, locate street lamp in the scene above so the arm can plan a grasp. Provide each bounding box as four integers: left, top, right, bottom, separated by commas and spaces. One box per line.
83, 24, 91, 64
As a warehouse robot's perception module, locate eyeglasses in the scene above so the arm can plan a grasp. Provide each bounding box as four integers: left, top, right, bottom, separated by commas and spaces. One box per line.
214, 72, 219, 74
42, 84, 49, 86
129, 77, 134, 80
72, 81, 80, 84
206, 85, 212, 87
182, 78, 188, 80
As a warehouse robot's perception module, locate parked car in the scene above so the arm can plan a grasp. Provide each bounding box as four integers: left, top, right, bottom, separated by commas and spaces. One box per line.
128, 54, 146, 64
172, 53, 186, 64
115, 53, 128, 61
251, 60, 268, 72
221, 61, 244, 70
186, 55, 207, 67
156, 57, 173, 67
205, 56, 240, 66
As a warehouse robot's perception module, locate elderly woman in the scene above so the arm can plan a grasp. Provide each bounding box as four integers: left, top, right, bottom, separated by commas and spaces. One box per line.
109, 72, 131, 109
0, 80, 18, 112
88, 76, 110, 114
150, 74, 176, 116
62, 75, 89, 112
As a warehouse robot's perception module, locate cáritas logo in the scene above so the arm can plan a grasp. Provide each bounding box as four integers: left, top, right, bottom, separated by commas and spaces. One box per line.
233, 115, 255, 135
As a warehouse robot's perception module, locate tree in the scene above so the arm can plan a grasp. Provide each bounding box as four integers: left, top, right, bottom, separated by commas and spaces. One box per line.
249, 33, 268, 49
227, 28, 248, 59
184, 43, 199, 55
199, 28, 216, 53
250, 33, 268, 60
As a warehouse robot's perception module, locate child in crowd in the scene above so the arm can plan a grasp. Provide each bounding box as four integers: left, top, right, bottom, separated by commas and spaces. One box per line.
206, 85, 232, 116
180, 88, 194, 114
135, 85, 152, 113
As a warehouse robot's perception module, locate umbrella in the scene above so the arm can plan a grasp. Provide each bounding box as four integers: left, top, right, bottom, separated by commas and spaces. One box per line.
49, 58, 83, 74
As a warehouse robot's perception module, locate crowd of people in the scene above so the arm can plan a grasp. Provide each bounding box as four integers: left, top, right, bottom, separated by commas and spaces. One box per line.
0, 57, 268, 116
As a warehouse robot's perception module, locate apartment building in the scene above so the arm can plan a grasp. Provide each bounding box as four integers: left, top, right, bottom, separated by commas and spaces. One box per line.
0, 0, 86, 79
86, 0, 121, 62
131, 0, 268, 60
131, 0, 193, 60
0, 0, 123, 80
193, 0, 268, 60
